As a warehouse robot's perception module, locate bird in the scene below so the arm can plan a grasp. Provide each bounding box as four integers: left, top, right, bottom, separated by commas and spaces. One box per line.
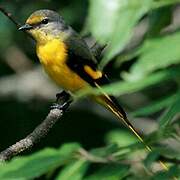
18, 10, 166, 167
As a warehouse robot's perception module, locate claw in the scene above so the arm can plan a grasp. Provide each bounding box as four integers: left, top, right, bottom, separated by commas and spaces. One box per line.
56, 91, 71, 103
51, 91, 73, 111
50, 100, 72, 111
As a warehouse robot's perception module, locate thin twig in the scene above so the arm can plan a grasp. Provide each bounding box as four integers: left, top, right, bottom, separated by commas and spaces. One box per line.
77, 148, 117, 164
0, 107, 69, 162
78, 148, 109, 163
0, 6, 20, 27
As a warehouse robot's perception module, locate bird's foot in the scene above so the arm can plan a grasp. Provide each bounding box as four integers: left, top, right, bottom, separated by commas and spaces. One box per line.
50, 91, 73, 111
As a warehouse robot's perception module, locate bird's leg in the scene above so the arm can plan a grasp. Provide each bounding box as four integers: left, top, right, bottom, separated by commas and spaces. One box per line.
51, 90, 73, 111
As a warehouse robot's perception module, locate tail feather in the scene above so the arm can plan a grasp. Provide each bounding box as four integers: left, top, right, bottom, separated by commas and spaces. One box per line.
93, 82, 169, 171
97, 94, 169, 170
99, 94, 152, 152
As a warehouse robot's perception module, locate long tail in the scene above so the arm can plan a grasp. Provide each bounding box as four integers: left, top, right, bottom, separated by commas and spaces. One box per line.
93, 83, 169, 171
97, 94, 152, 151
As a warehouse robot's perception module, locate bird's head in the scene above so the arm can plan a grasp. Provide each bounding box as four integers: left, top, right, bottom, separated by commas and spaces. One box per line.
19, 9, 70, 43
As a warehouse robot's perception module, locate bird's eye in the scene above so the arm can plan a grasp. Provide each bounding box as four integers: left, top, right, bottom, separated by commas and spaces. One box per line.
41, 18, 49, 24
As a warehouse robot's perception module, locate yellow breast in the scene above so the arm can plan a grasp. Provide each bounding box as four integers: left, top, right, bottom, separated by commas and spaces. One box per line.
36, 38, 88, 92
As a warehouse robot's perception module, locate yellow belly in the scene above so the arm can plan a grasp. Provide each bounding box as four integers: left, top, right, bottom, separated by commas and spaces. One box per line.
36, 39, 88, 92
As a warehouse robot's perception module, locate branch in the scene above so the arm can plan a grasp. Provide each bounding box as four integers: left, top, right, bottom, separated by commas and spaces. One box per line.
0, 6, 20, 28
0, 93, 72, 162
0, 109, 62, 161
78, 148, 111, 164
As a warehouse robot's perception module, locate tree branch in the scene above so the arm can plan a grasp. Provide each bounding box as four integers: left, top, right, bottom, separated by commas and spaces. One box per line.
0, 6, 20, 28
0, 94, 72, 162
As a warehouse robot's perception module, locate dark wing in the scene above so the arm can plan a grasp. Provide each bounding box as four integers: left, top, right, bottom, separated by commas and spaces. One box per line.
65, 32, 108, 86
65, 32, 127, 119
65, 31, 97, 64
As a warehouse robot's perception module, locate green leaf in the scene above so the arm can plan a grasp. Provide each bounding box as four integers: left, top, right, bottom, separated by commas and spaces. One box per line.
144, 146, 180, 169
84, 164, 129, 180
56, 159, 88, 180
147, 6, 172, 37
126, 32, 180, 80
152, 166, 180, 180
58, 143, 81, 155
105, 130, 137, 147
152, 0, 180, 9
88, 0, 152, 68
90, 144, 119, 158
144, 151, 160, 169
78, 67, 180, 97
132, 92, 178, 117
0, 143, 81, 180
159, 94, 180, 129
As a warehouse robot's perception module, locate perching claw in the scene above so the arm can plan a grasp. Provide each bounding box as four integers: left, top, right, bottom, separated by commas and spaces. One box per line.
51, 91, 73, 111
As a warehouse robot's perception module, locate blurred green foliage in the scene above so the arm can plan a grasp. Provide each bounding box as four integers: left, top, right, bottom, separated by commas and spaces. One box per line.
0, 0, 180, 179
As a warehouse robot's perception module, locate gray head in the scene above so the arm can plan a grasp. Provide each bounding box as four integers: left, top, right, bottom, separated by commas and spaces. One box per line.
19, 9, 70, 42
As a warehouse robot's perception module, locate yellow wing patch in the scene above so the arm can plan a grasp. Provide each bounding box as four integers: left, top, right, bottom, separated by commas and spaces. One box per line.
84, 65, 102, 79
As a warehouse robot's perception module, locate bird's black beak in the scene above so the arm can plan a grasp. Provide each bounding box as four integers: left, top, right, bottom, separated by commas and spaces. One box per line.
18, 24, 33, 31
